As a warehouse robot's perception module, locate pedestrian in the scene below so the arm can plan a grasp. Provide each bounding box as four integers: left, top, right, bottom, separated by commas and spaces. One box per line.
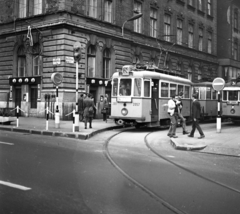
176, 92, 189, 135
83, 93, 95, 129
167, 94, 178, 138
78, 93, 84, 121
188, 93, 205, 139
102, 94, 109, 122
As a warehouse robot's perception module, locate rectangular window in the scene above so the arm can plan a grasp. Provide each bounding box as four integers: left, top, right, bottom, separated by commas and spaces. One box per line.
199, 87, 205, 100
177, 85, 184, 96
198, 0, 203, 11
18, 57, 26, 77
229, 91, 238, 101
133, 2, 142, 33
177, 19, 183, 45
134, 78, 142, 97
19, 0, 27, 18
104, 0, 112, 22
206, 87, 211, 99
112, 78, 118, 96
34, 0, 42, 15
207, 32, 212, 54
144, 79, 150, 97
234, 39, 238, 60
33, 56, 39, 76
198, 28, 203, 51
223, 91, 227, 101
88, 0, 97, 18
185, 86, 190, 98
170, 83, 177, 98
207, 0, 212, 16
150, 8, 157, 38
161, 82, 169, 97
119, 79, 132, 96
188, 24, 194, 48
87, 57, 96, 77
234, 10, 238, 30
164, 14, 171, 42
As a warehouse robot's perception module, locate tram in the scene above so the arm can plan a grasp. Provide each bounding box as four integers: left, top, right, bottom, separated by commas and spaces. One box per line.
222, 78, 240, 123
110, 65, 192, 128
192, 82, 218, 120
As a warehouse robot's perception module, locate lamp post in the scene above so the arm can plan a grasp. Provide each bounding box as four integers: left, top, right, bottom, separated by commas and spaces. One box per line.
122, 13, 143, 37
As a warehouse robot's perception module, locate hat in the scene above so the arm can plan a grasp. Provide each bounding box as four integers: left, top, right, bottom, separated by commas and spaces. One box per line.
192, 93, 198, 99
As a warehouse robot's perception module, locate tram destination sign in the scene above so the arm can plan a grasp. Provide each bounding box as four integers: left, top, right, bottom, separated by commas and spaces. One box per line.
212, 77, 225, 91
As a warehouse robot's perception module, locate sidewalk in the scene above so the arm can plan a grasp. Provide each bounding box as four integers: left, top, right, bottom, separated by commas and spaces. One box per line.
170, 123, 240, 157
0, 117, 121, 140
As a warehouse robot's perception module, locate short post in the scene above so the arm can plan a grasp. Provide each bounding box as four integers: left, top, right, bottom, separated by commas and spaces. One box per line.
16, 105, 19, 127
46, 103, 49, 131
212, 77, 225, 133
55, 86, 60, 128
216, 91, 221, 133
72, 109, 75, 133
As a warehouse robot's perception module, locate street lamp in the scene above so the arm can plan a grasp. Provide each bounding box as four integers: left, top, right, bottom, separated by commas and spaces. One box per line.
122, 13, 143, 37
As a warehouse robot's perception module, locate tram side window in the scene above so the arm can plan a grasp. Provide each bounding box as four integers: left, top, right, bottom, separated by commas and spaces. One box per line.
134, 78, 142, 96
229, 91, 238, 101
223, 91, 227, 101
212, 90, 217, 100
144, 79, 150, 97
170, 84, 177, 97
161, 82, 169, 97
178, 85, 184, 97
112, 78, 118, 96
206, 87, 211, 100
199, 87, 206, 100
185, 86, 190, 98
119, 79, 132, 96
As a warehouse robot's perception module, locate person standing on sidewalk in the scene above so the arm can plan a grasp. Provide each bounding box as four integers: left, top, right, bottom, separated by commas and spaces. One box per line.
188, 93, 205, 139
167, 94, 178, 138
102, 94, 109, 122
176, 92, 189, 135
83, 94, 95, 129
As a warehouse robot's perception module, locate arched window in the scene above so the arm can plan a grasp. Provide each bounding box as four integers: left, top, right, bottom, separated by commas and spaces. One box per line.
103, 48, 111, 78
17, 46, 26, 77
87, 45, 96, 77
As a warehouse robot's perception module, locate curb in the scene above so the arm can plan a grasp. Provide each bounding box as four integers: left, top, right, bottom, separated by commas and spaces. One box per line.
170, 138, 207, 151
0, 125, 123, 140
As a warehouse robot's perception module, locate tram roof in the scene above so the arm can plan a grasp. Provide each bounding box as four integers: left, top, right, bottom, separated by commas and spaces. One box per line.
223, 81, 240, 90
112, 70, 192, 85
193, 81, 213, 87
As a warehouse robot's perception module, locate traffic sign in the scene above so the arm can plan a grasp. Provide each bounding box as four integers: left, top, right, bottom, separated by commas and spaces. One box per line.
65, 56, 74, 64
51, 72, 63, 86
53, 58, 61, 65
212, 77, 225, 91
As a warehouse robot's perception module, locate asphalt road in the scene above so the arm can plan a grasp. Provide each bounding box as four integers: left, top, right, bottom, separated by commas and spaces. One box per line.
0, 126, 240, 214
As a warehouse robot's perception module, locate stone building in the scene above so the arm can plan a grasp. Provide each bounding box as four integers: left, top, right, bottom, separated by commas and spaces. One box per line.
0, 0, 219, 119
217, 0, 240, 82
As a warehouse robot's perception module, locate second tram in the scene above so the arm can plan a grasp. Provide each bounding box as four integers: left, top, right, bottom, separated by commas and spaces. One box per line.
110, 65, 192, 128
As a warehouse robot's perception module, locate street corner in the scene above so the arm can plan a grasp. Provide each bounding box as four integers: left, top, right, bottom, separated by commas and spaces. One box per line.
170, 136, 207, 151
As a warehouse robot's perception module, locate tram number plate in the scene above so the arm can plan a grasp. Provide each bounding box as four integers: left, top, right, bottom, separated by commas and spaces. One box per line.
117, 97, 132, 102
227, 101, 239, 105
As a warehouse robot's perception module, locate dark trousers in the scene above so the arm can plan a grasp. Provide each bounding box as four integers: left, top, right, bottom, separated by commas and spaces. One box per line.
84, 116, 92, 128
190, 119, 204, 136
168, 113, 178, 136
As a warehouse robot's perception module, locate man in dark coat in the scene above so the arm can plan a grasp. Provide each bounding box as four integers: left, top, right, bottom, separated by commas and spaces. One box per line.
83, 93, 95, 129
188, 93, 205, 139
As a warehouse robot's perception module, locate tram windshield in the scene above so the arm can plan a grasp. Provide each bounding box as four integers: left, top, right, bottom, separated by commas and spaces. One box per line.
228, 91, 238, 101
119, 79, 132, 96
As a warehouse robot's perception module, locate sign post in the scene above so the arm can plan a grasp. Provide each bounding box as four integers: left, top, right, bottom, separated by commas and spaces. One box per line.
212, 77, 225, 133
51, 72, 63, 128
73, 42, 82, 132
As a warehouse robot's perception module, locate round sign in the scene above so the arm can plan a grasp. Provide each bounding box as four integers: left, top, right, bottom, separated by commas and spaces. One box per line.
51, 72, 63, 86
212, 77, 225, 91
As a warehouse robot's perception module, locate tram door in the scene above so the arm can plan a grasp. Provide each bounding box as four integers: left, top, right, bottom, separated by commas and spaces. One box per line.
15, 87, 22, 116
151, 79, 159, 122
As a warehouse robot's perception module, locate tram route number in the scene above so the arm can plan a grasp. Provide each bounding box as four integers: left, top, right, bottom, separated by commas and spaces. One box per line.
133, 103, 140, 106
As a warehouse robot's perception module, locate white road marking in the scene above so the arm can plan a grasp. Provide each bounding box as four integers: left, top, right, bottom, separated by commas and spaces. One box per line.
166, 155, 175, 158
0, 181, 31, 191
0, 141, 14, 146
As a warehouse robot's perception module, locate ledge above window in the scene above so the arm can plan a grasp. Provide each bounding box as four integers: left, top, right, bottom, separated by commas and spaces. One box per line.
207, 14, 214, 21
197, 9, 205, 17
187, 4, 195, 12
176, 0, 185, 6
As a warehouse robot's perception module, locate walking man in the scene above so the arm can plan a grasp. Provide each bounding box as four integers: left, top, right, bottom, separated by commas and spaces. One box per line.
167, 94, 178, 138
188, 93, 205, 139
176, 92, 189, 135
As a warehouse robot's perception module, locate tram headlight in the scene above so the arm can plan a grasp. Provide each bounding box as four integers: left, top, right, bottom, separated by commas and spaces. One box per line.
121, 108, 128, 116
230, 109, 235, 114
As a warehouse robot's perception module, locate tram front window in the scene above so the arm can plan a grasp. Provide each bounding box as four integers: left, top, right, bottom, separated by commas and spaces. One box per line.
119, 79, 132, 96
112, 78, 118, 96
229, 91, 238, 101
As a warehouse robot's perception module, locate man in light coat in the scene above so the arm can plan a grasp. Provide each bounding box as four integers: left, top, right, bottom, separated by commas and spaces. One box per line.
167, 94, 178, 138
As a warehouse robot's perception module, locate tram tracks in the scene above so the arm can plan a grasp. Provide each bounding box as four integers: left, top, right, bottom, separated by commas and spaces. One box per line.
103, 129, 240, 214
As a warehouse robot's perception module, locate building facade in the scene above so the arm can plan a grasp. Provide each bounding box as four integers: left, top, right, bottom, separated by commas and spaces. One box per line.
217, 0, 240, 82
0, 0, 218, 119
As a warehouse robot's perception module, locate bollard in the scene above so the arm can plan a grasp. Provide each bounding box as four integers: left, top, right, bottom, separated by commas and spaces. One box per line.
16, 106, 19, 127
55, 86, 60, 128
216, 91, 221, 133
72, 110, 75, 133
46, 105, 49, 131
